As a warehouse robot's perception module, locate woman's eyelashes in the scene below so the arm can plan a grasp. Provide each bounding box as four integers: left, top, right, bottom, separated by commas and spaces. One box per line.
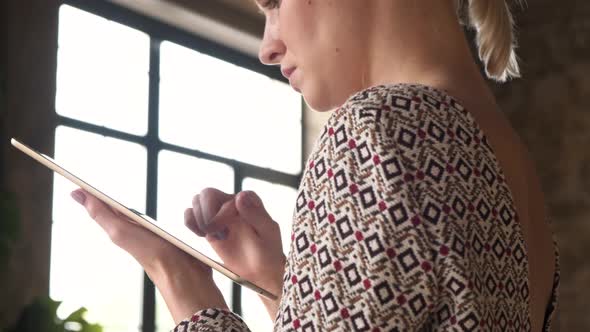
261, 0, 281, 10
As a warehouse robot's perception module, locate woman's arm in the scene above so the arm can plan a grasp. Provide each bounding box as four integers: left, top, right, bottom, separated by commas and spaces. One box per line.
70, 190, 252, 331
147, 248, 228, 324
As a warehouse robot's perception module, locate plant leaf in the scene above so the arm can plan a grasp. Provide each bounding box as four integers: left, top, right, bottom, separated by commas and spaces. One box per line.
64, 307, 87, 322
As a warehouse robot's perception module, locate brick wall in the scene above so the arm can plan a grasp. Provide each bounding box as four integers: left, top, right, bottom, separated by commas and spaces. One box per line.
0, 0, 59, 326
491, 1, 590, 330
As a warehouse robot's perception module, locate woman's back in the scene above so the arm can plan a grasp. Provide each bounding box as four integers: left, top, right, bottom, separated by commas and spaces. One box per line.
453, 84, 558, 331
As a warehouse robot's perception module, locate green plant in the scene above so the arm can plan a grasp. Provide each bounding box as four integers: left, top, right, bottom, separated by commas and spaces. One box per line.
4, 297, 103, 332
0, 192, 103, 332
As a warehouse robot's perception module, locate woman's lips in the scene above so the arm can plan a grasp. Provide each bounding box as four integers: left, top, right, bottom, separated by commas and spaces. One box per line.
281, 66, 296, 79
281, 67, 300, 92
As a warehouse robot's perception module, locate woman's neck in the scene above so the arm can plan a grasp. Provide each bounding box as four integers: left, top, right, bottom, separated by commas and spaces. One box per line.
362, 0, 490, 99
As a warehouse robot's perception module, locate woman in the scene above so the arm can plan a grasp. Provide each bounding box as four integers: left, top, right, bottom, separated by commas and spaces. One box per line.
70, 0, 560, 330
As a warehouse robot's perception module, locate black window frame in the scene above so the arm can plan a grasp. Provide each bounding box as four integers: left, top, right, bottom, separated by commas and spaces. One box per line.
55, 1, 304, 331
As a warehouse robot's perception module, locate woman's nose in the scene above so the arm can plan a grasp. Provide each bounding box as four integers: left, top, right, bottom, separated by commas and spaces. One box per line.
258, 25, 286, 65
259, 47, 281, 65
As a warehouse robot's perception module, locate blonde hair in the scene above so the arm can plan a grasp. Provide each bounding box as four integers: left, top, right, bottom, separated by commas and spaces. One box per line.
456, 0, 521, 82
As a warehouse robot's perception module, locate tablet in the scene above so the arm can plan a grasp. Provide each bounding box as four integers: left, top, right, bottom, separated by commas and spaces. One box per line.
11, 138, 277, 300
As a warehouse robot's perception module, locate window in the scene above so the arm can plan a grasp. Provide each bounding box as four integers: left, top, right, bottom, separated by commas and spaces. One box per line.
51, 127, 146, 331
159, 41, 302, 175
50, 2, 302, 332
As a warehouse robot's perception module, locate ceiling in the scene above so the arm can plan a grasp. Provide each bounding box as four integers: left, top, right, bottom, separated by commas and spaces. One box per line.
108, 0, 265, 56
163, 0, 264, 35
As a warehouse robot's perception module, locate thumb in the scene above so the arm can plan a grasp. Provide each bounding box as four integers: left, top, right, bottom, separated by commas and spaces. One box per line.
235, 191, 276, 236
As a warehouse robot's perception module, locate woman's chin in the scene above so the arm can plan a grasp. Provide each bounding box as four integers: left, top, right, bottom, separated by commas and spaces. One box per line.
302, 87, 342, 112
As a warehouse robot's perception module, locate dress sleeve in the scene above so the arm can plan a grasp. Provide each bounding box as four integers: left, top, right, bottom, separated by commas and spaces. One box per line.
172, 308, 251, 332
334, 97, 447, 329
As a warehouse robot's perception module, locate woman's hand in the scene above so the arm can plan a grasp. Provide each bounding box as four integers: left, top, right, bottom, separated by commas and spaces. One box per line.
70, 189, 228, 324
185, 188, 286, 319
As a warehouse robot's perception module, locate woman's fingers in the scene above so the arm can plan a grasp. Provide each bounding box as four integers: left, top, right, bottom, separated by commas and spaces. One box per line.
72, 189, 141, 247
72, 188, 182, 271
181, 188, 286, 296
235, 191, 280, 240
202, 199, 239, 235
198, 188, 234, 221
184, 207, 204, 236
187, 189, 278, 240
191, 188, 233, 232
77, 189, 122, 239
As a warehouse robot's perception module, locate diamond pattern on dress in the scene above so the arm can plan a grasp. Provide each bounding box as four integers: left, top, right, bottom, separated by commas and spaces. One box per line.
175, 84, 559, 332
273, 84, 547, 332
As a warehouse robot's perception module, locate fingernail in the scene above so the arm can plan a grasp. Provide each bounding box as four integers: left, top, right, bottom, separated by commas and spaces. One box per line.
243, 192, 261, 208
70, 190, 86, 205
212, 227, 229, 241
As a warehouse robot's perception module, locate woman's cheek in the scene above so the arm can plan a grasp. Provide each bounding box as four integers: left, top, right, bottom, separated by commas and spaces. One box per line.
279, 0, 316, 47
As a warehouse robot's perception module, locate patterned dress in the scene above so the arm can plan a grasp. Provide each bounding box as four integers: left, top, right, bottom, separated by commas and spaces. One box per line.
174, 84, 560, 332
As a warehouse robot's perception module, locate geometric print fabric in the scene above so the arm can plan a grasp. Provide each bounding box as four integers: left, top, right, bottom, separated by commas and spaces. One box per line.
175, 83, 559, 332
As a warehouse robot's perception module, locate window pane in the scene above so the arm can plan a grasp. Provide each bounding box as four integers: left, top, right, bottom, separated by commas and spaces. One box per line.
159, 41, 302, 175
240, 178, 297, 332
56, 5, 149, 135
51, 126, 147, 332
155, 150, 234, 331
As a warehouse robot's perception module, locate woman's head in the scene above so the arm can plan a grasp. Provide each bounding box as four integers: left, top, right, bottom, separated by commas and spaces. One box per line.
257, 0, 374, 111
255, 0, 520, 111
